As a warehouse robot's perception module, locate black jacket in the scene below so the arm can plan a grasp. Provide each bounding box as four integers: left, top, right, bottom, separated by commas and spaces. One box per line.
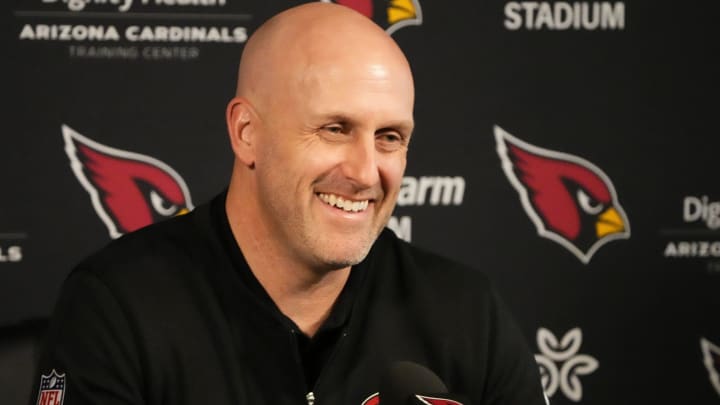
34, 194, 545, 405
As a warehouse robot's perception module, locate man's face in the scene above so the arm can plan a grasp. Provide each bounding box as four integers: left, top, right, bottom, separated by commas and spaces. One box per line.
252, 60, 414, 271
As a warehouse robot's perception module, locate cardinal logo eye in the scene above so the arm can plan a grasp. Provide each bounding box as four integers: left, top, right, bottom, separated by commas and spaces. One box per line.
577, 189, 604, 215
150, 190, 179, 216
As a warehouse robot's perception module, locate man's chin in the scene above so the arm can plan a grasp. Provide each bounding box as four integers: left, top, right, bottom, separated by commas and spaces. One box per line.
305, 225, 384, 271
313, 242, 373, 271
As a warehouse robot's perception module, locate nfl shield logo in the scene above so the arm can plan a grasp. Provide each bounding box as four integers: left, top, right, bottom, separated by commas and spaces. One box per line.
36, 369, 66, 405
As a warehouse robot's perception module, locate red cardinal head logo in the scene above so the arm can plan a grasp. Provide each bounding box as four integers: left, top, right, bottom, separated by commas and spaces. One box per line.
494, 125, 630, 264
63, 124, 193, 239
701, 338, 720, 396
322, 0, 422, 34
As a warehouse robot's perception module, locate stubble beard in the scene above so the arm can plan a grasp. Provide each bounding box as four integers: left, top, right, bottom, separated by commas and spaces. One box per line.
295, 210, 388, 272
265, 194, 392, 273
256, 159, 397, 273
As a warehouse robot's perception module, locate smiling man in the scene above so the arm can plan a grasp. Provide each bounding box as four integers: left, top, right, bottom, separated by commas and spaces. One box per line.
33, 3, 545, 405
223, 3, 415, 338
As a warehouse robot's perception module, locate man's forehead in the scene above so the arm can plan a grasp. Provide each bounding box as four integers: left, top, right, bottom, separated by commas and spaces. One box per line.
297, 61, 413, 122
297, 74, 414, 118
294, 46, 413, 89
294, 61, 403, 89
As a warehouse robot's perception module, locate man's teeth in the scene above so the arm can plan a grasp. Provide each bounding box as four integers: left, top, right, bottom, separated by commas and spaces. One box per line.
318, 193, 369, 212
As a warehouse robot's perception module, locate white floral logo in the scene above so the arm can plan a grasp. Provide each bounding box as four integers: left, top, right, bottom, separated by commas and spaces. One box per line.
534, 327, 598, 402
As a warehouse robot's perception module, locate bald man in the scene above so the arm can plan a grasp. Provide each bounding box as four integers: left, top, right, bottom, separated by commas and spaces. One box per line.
33, 4, 545, 405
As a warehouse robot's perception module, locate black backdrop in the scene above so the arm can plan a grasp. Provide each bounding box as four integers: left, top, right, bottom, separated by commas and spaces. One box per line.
4, 0, 719, 403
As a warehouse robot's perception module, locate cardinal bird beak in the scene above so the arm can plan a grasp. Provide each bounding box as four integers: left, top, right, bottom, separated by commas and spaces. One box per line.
175, 208, 190, 216
596, 207, 625, 238
388, 0, 417, 24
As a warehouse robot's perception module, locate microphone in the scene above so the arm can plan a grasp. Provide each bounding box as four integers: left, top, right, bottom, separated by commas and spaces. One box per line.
378, 361, 467, 405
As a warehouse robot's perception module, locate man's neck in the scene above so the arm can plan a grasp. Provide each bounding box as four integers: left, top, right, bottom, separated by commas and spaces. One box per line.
225, 193, 350, 337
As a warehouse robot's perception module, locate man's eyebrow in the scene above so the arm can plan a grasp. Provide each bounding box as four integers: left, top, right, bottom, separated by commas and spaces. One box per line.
317, 113, 353, 124
316, 113, 414, 132
386, 120, 415, 132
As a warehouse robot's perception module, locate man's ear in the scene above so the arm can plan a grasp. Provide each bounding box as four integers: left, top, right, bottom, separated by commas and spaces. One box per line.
226, 97, 257, 168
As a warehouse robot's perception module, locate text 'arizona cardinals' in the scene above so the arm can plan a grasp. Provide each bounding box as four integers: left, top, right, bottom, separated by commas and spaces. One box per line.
495, 125, 630, 264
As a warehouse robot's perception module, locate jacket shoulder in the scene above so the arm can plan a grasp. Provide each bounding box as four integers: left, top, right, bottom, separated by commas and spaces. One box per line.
379, 228, 493, 292
72, 201, 216, 284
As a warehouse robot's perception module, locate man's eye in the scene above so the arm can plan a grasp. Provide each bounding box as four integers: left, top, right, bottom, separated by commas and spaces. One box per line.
376, 132, 405, 150
323, 125, 344, 134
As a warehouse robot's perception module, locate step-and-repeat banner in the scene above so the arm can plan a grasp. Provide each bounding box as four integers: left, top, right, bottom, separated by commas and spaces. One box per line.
4, 1, 719, 403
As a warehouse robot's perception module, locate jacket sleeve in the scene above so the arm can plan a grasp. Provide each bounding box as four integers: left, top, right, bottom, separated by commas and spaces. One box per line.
30, 268, 145, 405
481, 283, 548, 405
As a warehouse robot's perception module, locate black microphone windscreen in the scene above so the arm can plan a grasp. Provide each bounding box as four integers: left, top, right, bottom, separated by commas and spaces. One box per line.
379, 361, 447, 405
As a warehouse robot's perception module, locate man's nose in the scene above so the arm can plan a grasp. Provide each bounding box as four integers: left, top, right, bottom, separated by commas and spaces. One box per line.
342, 133, 380, 188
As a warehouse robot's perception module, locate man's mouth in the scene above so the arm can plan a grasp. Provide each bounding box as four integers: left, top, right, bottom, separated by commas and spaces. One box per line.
317, 193, 370, 213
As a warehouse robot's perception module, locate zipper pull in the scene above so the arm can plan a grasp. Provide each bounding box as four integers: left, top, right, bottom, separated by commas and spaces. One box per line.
306, 391, 315, 405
